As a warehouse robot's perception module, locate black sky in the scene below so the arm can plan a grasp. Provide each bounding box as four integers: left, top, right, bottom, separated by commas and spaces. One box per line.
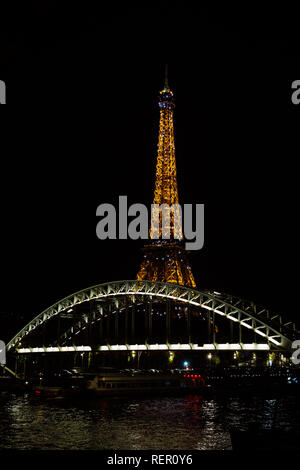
0, 3, 299, 336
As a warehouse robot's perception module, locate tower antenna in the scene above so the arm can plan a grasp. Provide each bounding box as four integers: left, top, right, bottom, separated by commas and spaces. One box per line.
164, 64, 169, 90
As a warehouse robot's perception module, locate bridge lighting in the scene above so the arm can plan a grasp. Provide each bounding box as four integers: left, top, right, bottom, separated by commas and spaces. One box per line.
240, 321, 253, 329
111, 345, 127, 351
269, 337, 281, 346
61, 346, 76, 352
217, 343, 240, 350
227, 315, 239, 322
207, 353, 212, 360
77, 346, 91, 352
16, 343, 273, 354
168, 351, 175, 363
200, 344, 214, 350
255, 329, 267, 338
268, 352, 275, 366
243, 344, 269, 350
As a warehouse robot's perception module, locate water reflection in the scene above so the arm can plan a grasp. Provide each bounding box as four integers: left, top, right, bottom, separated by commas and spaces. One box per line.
0, 392, 299, 450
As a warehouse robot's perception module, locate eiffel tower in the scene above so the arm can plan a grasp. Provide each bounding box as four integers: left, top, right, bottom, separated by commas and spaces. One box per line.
137, 66, 196, 288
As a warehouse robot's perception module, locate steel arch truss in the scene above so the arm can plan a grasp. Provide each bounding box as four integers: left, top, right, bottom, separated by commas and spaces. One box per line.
7, 280, 297, 352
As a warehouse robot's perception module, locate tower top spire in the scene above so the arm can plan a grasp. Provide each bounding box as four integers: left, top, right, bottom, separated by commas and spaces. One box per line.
163, 64, 169, 90
159, 64, 174, 109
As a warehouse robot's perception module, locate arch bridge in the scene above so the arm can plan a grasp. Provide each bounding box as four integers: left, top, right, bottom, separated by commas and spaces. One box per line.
7, 280, 297, 356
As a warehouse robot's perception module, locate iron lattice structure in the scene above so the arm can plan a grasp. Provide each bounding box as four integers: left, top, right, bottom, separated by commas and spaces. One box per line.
137, 68, 196, 287
7, 280, 297, 354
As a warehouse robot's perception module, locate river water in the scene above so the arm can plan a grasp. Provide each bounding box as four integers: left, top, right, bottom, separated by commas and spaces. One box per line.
0, 392, 299, 450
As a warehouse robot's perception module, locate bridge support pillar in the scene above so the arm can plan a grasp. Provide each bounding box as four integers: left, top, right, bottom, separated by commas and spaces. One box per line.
207, 311, 211, 343
106, 304, 111, 344
148, 300, 152, 342
125, 298, 128, 344
115, 311, 119, 341
230, 318, 233, 343
144, 301, 151, 344
131, 303, 135, 343
88, 300, 94, 348
99, 306, 103, 344
187, 303, 191, 343
166, 300, 171, 344
57, 316, 61, 344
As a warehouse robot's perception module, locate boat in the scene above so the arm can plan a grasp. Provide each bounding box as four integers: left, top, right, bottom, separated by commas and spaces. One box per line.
31, 369, 86, 398
31, 367, 206, 398
84, 368, 206, 397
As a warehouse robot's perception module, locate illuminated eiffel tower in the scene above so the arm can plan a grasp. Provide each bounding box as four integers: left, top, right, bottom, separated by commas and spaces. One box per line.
137, 66, 196, 288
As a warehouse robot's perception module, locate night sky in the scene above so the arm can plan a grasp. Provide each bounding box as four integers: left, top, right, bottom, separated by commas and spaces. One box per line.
0, 3, 299, 339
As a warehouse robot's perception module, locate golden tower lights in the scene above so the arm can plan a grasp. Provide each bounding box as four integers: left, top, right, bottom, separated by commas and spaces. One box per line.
137, 67, 196, 288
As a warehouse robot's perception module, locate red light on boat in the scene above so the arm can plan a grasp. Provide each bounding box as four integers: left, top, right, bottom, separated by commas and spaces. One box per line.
35, 390, 41, 394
